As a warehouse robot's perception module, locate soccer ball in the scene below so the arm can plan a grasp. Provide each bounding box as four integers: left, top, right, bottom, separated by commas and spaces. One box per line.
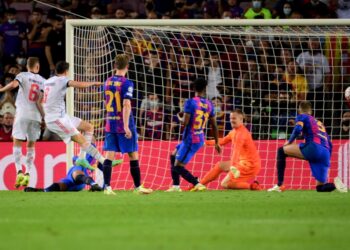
346, 87, 350, 100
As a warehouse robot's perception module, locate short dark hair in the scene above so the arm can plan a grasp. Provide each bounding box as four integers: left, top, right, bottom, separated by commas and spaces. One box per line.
115, 54, 129, 70
56, 61, 69, 74
27, 57, 39, 68
299, 101, 312, 113
193, 78, 207, 93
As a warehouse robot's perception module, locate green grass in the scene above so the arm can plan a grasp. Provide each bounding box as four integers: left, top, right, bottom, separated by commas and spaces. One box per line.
0, 191, 349, 250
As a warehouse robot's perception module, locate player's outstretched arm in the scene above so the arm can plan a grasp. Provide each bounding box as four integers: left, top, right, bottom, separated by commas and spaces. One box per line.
209, 116, 221, 154
206, 132, 232, 146
0, 80, 19, 92
68, 80, 103, 88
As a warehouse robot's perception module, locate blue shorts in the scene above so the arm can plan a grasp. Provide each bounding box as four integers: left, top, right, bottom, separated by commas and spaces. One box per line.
299, 142, 330, 183
60, 166, 87, 191
103, 131, 138, 153
175, 141, 203, 164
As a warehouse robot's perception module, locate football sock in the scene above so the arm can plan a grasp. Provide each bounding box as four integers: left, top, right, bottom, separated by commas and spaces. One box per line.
130, 160, 141, 188
277, 147, 286, 186
200, 162, 223, 185
82, 144, 106, 164
79, 131, 94, 159
174, 165, 198, 185
102, 159, 112, 186
170, 155, 180, 185
316, 183, 336, 192
44, 183, 61, 192
226, 180, 250, 189
97, 162, 104, 171
25, 147, 35, 174
13, 146, 22, 173
75, 174, 95, 186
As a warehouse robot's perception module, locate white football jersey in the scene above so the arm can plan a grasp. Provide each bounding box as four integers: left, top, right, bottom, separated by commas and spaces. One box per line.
43, 76, 70, 123
15, 72, 46, 122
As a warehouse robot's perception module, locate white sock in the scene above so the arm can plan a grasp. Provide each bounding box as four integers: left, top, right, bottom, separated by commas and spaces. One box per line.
79, 131, 94, 159
13, 146, 22, 173
82, 144, 105, 164
26, 148, 35, 175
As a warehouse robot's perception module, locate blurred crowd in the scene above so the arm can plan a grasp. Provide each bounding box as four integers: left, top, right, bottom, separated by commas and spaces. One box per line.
1, 0, 350, 142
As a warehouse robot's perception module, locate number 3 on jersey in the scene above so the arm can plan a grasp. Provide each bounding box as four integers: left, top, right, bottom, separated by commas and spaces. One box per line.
106, 90, 122, 113
28, 83, 40, 102
194, 110, 209, 130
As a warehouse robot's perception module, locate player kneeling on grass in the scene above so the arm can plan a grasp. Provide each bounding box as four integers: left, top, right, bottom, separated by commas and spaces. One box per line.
24, 155, 103, 192
268, 101, 347, 193
200, 109, 261, 190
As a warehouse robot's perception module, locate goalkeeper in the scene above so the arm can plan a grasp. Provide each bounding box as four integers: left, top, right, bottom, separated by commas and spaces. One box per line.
200, 109, 261, 190
24, 155, 122, 192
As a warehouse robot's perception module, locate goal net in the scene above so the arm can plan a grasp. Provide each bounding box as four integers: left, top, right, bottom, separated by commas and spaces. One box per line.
66, 19, 350, 190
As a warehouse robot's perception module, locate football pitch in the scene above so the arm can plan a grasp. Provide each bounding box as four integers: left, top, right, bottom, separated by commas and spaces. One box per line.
0, 191, 349, 250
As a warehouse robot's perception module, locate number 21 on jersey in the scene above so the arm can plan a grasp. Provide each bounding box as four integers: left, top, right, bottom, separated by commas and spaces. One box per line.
105, 90, 122, 113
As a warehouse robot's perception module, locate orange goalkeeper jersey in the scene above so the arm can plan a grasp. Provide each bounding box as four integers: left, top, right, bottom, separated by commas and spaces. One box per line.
207, 124, 261, 168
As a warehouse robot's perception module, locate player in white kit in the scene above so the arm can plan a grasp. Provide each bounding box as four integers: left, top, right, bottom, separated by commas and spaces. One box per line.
43, 61, 121, 170
0, 57, 45, 188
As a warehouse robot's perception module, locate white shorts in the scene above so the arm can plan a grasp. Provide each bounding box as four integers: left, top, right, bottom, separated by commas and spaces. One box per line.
46, 115, 82, 144
12, 117, 41, 141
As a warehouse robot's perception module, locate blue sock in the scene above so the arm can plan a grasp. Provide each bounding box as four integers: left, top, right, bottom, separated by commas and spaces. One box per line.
316, 183, 336, 192
130, 160, 141, 188
277, 147, 286, 186
174, 165, 198, 185
97, 162, 104, 171
103, 159, 112, 186
170, 155, 180, 185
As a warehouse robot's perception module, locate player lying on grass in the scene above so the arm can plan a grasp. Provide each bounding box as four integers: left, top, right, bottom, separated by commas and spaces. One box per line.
24, 155, 106, 192
0, 57, 45, 188
166, 78, 221, 192
102, 54, 153, 195
200, 109, 261, 190
43, 61, 120, 170
268, 101, 347, 193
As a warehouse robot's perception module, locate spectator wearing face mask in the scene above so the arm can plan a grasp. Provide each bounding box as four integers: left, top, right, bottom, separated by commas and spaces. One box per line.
0, 8, 27, 65
272, 0, 304, 18
337, 0, 350, 18
139, 93, 160, 138
278, 2, 294, 19
244, 0, 272, 19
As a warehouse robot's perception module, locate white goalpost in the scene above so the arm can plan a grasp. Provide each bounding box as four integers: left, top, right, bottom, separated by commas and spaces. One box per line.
66, 19, 350, 190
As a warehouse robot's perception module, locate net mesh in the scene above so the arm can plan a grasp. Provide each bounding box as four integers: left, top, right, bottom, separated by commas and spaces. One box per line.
70, 24, 350, 190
